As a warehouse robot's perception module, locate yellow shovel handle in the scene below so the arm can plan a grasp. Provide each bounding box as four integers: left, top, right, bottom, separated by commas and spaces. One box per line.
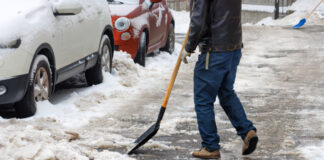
161, 29, 190, 108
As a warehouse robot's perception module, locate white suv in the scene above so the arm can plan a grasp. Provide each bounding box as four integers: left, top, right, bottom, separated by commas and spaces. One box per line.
0, 0, 114, 118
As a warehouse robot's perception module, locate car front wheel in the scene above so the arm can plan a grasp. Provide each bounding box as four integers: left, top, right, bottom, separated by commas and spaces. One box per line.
14, 55, 52, 118
134, 32, 147, 67
160, 23, 175, 54
85, 34, 113, 85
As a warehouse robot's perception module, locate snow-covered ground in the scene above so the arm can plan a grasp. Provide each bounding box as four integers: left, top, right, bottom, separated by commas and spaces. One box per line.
0, 48, 184, 159
255, 0, 324, 26
1, 0, 324, 159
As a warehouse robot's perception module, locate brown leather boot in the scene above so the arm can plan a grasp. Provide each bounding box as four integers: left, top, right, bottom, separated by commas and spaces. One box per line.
242, 130, 258, 155
192, 147, 221, 159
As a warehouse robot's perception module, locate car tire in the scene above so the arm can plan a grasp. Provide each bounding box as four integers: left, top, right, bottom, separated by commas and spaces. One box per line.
14, 55, 52, 118
160, 23, 175, 54
85, 35, 113, 86
134, 32, 147, 67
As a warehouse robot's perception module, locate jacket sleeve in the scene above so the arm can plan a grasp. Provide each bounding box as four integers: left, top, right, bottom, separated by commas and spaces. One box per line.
185, 0, 209, 53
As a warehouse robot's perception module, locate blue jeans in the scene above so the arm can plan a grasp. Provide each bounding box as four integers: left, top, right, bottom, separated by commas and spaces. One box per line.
194, 50, 256, 151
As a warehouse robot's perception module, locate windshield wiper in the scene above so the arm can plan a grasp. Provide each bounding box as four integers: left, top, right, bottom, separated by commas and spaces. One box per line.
107, 0, 124, 4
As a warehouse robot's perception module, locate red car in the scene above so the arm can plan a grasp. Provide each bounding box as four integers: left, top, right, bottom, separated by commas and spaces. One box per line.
108, 0, 175, 66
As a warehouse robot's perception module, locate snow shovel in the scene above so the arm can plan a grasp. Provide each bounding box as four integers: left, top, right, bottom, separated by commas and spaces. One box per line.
128, 30, 189, 154
293, 0, 324, 29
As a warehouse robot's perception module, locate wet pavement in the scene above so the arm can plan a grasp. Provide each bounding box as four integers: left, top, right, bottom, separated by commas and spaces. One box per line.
123, 26, 324, 159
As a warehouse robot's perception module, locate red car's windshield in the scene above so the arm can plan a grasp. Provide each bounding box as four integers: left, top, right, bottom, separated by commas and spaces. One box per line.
108, 0, 139, 5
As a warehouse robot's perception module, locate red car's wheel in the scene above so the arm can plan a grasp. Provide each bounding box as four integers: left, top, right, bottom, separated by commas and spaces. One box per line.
134, 32, 147, 67
161, 23, 175, 54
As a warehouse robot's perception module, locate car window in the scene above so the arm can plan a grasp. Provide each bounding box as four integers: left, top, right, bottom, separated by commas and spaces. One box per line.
107, 0, 139, 5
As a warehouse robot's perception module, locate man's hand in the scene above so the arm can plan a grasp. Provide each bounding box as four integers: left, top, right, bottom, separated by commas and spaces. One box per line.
181, 50, 191, 64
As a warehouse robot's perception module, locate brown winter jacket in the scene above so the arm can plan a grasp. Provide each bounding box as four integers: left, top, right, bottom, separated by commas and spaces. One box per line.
185, 0, 243, 53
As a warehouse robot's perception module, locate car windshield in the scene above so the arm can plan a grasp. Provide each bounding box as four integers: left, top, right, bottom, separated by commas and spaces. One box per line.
107, 0, 139, 5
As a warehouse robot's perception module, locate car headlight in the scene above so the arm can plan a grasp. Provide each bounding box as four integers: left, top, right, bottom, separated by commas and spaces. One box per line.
114, 17, 130, 31
0, 39, 21, 49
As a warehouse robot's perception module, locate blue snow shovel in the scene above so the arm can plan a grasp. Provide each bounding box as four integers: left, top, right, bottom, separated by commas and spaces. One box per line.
128, 29, 189, 155
293, 0, 324, 29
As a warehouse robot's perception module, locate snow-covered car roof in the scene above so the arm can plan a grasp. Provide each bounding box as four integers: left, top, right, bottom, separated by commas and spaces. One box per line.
0, 0, 108, 48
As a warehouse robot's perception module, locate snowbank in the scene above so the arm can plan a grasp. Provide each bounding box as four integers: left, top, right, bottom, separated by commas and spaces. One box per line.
0, 39, 182, 158
255, 0, 324, 26
0, 0, 54, 45
290, 0, 324, 11
299, 141, 324, 160
171, 10, 190, 33
295, 109, 324, 160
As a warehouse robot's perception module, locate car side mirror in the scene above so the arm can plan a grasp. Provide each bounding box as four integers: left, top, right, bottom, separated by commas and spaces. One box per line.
54, 0, 82, 16
149, 0, 162, 10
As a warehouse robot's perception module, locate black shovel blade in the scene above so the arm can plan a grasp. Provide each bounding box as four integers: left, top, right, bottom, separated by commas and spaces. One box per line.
128, 107, 166, 155
128, 123, 159, 154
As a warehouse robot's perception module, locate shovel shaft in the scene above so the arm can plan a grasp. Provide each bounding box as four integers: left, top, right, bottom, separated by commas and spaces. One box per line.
161, 29, 190, 108
306, 0, 324, 19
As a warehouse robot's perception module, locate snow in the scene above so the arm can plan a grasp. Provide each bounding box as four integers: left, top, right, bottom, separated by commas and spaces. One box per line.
242, 4, 288, 13
116, 0, 138, 5
170, 10, 190, 33
0, 3, 324, 159
290, 0, 324, 11
0, 0, 108, 59
108, 5, 138, 16
0, 0, 55, 45
299, 141, 324, 160
130, 13, 149, 38
154, 3, 164, 27
0, 46, 183, 159
255, 0, 324, 26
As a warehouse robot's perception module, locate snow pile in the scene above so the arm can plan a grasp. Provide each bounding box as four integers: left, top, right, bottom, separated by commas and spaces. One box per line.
0, 122, 135, 160
290, 0, 324, 11
33, 52, 143, 128
256, 0, 324, 26
0, 0, 54, 45
171, 10, 190, 33
242, 4, 287, 13
0, 41, 182, 159
299, 141, 324, 160
295, 109, 324, 160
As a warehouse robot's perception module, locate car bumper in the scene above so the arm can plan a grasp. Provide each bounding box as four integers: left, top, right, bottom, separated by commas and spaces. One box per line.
114, 38, 139, 58
0, 74, 28, 105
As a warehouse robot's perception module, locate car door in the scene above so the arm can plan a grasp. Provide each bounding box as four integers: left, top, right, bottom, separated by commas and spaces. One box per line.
160, 0, 169, 41
55, 7, 101, 69
144, 0, 166, 46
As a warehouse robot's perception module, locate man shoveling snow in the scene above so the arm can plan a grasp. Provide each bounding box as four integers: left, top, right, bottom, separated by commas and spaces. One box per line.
182, 0, 258, 158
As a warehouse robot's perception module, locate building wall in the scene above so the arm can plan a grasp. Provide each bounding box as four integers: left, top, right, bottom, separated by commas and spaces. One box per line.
166, 0, 296, 11
166, 0, 189, 11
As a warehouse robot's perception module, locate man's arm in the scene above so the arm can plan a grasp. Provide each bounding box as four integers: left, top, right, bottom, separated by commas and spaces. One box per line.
185, 0, 209, 53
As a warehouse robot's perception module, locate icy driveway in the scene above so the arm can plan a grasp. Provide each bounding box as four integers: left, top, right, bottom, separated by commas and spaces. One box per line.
1, 25, 324, 159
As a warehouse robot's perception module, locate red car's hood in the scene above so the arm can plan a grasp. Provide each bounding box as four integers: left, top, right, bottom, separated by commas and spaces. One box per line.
109, 4, 139, 17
